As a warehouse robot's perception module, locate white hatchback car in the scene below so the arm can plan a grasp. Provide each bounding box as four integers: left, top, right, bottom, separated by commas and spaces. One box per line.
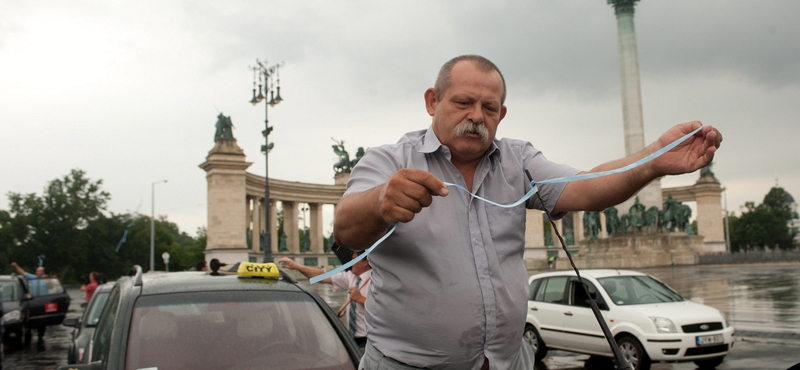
524, 269, 734, 370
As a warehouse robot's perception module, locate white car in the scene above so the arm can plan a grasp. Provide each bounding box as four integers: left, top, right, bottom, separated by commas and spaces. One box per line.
524, 269, 734, 370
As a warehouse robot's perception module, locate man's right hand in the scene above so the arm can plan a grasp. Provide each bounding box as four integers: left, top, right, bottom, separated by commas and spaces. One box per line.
277, 257, 300, 270
376, 169, 449, 224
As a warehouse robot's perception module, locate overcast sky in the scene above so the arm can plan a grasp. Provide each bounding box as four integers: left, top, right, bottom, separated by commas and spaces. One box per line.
2, 0, 798, 237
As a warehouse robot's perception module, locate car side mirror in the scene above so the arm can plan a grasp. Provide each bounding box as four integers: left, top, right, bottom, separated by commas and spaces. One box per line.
22, 293, 33, 301
63, 317, 80, 328
80, 302, 88, 308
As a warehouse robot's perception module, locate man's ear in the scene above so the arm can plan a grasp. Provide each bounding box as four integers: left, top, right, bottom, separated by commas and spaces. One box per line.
424, 88, 438, 116
499, 106, 507, 122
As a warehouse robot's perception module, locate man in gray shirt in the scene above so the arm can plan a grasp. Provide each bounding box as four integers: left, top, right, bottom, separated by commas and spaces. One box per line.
334, 55, 722, 370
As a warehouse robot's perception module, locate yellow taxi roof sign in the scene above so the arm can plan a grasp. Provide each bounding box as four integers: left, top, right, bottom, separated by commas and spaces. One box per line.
237, 262, 280, 278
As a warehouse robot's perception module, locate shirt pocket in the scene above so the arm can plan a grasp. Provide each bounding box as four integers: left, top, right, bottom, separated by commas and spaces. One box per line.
485, 204, 526, 255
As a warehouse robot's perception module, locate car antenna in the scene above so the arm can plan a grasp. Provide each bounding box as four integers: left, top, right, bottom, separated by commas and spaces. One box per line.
526, 169, 633, 370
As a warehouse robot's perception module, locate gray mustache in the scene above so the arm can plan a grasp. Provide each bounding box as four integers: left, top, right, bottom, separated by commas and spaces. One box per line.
455, 120, 489, 143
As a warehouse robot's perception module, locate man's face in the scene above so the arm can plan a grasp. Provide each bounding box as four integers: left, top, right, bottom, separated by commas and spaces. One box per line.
426, 61, 507, 164
350, 252, 370, 276
35, 267, 46, 278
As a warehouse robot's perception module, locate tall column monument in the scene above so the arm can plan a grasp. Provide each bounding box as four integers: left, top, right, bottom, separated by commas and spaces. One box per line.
608, 0, 662, 211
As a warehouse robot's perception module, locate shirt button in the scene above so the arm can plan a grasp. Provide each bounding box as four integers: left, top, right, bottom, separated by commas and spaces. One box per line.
456, 174, 462, 179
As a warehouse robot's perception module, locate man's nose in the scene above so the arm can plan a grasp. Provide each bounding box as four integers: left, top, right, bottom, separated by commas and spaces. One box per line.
466, 103, 484, 124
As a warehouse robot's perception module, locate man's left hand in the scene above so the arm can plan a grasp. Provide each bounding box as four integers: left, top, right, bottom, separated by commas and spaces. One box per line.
650, 121, 722, 176
349, 287, 365, 305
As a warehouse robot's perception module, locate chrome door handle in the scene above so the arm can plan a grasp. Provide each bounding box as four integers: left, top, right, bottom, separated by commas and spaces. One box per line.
564, 312, 573, 316
530, 307, 538, 311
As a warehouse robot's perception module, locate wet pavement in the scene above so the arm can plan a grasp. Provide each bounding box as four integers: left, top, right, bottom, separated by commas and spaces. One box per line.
3, 264, 799, 369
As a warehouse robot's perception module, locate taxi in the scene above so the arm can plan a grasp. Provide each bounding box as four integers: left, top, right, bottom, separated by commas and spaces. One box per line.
58, 261, 361, 370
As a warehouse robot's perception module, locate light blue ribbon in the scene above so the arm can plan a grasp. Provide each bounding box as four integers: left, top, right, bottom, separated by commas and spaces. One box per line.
310, 127, 702, 284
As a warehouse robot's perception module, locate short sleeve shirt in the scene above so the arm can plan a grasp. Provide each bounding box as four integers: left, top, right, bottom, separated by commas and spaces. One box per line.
331, 270, 372, 338
344, 126, 580, 370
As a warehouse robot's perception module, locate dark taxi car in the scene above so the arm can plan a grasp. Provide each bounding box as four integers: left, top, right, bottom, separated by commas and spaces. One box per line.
64, 282, 114, 364
59, 262, 360, 370
1, 274, 70, 346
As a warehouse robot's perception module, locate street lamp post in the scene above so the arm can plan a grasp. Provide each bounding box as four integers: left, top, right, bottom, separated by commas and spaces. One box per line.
250, 59, 284, 263
150, 180, 167, 271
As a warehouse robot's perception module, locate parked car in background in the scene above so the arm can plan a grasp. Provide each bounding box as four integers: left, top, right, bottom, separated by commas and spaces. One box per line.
0, 275, 28, 346
58, 262, 361, 370
64, 282, 114, 364
524, 269, 734, 370
0, 274, 71, 347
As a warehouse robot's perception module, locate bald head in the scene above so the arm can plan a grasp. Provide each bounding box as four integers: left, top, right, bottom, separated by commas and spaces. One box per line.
35, 267, 46, 278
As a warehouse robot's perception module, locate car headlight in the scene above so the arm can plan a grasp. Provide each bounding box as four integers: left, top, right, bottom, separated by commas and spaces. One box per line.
2, 309, 21, 323
650, 317, 677, 333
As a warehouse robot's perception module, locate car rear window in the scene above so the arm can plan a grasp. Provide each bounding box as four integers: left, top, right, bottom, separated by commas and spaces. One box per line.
125, 291, 355, 370
27, 278, 65, 296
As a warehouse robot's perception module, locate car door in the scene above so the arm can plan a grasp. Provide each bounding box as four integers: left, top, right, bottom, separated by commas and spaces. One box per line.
26, 278, 71, 328
560, 278, 611, 355
528, 276, 569, 348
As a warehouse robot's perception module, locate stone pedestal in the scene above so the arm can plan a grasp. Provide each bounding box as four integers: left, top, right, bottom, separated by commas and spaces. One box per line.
199, 139, 252, 265
556, 233, 704, 270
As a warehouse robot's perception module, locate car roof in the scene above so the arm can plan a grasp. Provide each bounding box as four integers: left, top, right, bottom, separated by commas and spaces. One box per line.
529, 269, 648, 280
0, 275, 23, 281
138, 271, 304, 296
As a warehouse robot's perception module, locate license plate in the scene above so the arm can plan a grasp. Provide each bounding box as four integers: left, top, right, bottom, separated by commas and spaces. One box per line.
696, 334, 723, 346
45, 302, 57, 313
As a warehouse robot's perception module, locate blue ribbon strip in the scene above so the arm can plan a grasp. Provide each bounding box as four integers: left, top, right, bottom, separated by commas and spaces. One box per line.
310, 127, 702, 284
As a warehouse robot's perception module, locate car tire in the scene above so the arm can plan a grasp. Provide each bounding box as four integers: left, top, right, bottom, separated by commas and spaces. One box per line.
585, 355, 614, 369
523, 324, 548, 361
693, 356, 725, 369
616, 335, 651, 370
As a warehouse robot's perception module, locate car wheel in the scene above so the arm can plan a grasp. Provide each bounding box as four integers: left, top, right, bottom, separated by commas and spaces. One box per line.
523, 324, 548, 361
616, 335, 651, 370
585, 355, 614, 369
694, 356, 725, 369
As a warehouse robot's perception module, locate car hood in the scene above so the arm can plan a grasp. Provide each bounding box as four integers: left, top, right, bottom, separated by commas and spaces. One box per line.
620, 300, 724, 326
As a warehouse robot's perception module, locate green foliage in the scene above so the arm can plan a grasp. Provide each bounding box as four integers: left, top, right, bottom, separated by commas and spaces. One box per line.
729, 187, 798, 252
0, 169, 205, 282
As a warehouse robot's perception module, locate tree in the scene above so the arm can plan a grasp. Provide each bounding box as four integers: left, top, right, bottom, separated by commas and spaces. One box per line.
729, 187, 798, 252
5, 169, 110, 280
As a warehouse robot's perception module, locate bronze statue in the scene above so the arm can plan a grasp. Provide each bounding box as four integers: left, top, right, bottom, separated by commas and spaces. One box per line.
350, 147, 365, 169
700, 162, 714, 177
332, 139, 352, 173
584, 211, 601, 239
644, 206, 659, 234
214, 113, 235, 141
604, 207, 620, 236
628, 197, 646, 232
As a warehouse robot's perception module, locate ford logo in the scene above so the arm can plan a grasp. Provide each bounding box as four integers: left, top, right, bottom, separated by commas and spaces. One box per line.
700, 324, 710, 331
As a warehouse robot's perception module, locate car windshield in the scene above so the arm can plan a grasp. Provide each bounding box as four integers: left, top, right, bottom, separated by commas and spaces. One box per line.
85, 292, 110, 326
125, 290, 355, 370
598, 275, 684, 306
27, 278, 65, 297
0, 281, 19, 302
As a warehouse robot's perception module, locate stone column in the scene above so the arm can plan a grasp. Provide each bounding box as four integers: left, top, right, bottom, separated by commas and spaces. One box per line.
574, 211, 585, 243
199, 139, 253, 265
524, 209, 545, 260
310, 203, 324, 253
599, 212, 608, 238
283, 201, 299, 253
694, 175, 725, 252
609, 0, 662, 211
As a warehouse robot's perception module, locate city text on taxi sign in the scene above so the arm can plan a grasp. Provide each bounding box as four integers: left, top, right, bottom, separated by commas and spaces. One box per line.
237, 262, 280, 278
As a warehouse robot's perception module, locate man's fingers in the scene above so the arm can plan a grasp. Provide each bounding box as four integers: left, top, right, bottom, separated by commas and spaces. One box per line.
400, 169, 449, 197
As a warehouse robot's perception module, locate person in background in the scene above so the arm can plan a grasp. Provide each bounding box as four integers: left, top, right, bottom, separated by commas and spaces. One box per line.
279, 252, 372, 351
195, 260, 208, 272
10, 262, 49, 343
80, 271, 99, 302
